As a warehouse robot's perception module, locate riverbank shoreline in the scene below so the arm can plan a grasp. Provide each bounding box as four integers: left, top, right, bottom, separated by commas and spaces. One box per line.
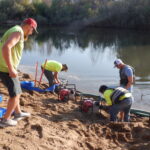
19, 64, 150, 112
0, 71, 149, 150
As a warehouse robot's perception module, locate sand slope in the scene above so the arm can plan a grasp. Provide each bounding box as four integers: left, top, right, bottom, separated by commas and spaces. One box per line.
0, 72, 150, 150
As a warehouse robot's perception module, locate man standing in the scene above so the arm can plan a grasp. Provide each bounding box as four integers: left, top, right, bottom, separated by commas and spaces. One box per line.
114, 59, 135, 92
41, 60, 68, 87
0, 18, 38, 127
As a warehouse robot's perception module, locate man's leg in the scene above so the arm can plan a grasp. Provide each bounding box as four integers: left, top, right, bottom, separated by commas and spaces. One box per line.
114, 98, 132, 122
123, 98, 132, 122
14, 95, 22, 114
9, 78, 30, 121
109, 105, 120, 121
0, 73, 22, 126
109, 100, 129, 122
4, 95, 20, 119
0, 73, 30, 125
119, 112, 124, 121
0, 73, 21, 118
43, 69, 54, 87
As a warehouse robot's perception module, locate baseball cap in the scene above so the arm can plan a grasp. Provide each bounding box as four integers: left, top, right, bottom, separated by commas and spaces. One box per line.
114, 59, 123, 67
23, 18, 38, 33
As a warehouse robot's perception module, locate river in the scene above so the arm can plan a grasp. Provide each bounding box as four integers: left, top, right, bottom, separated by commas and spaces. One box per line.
1, 27, 150, 111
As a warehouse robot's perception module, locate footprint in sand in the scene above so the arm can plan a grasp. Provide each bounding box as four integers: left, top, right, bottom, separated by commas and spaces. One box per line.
31, 124, 43, 138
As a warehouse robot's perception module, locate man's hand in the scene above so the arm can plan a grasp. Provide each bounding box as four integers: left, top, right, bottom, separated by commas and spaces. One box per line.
54, 79, 61, 84
57, 79, 61, 84
9, 68, 18, 78
53, 72, 61, 84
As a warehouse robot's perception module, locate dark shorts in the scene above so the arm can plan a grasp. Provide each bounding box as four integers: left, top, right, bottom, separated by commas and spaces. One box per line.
0, 72, 22, 98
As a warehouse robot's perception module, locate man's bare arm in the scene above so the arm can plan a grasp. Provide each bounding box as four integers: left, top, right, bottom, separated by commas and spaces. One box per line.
125, 76, 133, 90
2, 32, 21, 77
54, 72, 61, 84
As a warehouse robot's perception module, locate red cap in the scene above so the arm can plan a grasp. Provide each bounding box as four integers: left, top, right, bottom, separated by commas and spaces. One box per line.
23, 18, 38, 33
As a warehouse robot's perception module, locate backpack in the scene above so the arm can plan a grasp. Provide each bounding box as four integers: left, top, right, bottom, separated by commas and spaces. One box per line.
110, 87, 129, 104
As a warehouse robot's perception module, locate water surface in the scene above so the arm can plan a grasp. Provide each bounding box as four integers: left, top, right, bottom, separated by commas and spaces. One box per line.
1, 27, 150, 111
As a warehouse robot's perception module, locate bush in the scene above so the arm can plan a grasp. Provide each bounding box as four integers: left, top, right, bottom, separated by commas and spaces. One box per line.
0, 0, 150, 29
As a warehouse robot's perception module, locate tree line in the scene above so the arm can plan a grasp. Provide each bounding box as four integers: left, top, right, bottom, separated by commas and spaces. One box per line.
0, 0, 150, 29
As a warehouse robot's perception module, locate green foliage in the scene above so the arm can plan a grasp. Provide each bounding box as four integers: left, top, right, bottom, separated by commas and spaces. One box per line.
96, 0, 150, 29
0, 0, 150, 29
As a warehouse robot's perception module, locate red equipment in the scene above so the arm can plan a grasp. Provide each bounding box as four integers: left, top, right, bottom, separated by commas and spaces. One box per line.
81, 99, 93, 113
59, 89, 70, 101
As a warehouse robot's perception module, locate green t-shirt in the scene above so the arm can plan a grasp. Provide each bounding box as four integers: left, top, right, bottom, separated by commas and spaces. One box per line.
0, 25, 24, 72
42, 60, 62, 72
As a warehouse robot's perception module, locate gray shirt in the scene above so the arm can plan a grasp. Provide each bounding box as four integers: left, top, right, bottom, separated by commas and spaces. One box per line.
119, 65, 134, 92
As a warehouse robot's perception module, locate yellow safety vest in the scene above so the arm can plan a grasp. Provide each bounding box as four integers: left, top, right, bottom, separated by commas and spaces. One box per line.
103, 89, 132, 106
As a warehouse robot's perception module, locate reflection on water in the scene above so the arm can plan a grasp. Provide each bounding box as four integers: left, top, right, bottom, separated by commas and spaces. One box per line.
23, 27, 150, 78
1, 27, 150, 111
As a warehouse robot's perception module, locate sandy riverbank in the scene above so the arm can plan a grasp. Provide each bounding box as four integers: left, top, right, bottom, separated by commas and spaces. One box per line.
0, 72, 150, 150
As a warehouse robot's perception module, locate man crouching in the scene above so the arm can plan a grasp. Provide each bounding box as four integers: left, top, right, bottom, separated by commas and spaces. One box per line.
99, 85, 133, 122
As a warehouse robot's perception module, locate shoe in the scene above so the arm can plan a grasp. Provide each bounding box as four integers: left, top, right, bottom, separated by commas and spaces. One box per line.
13, 112, 31, 121
0, 118, 17, 127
